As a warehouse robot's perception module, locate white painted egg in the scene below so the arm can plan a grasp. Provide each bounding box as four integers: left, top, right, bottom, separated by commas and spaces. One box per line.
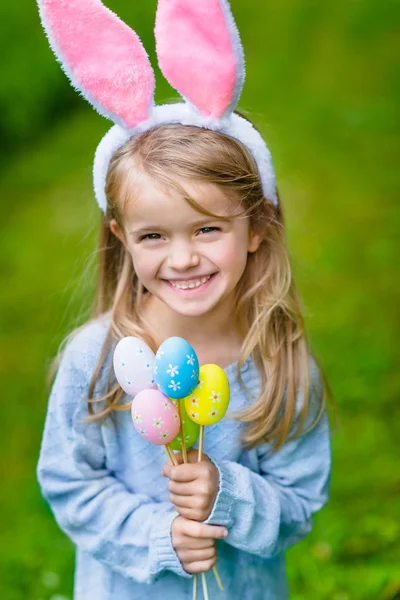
113, 337, 157, 397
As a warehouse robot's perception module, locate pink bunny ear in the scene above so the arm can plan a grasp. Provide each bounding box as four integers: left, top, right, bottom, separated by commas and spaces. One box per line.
155, 0, 245, 120
37, 0, 155, 129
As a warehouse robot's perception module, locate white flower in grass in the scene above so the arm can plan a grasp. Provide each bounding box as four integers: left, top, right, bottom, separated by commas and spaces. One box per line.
139, 428, 148, 437
156, 349, 164, 360
160, 430, 170, 440
210, 391, 221, 403
208, 409, 220, 419
167, 364, 179, 377
153, 416, 164, 428
133, 413, 142, 424
186, 354, 195, 366
168, 380, 181, 392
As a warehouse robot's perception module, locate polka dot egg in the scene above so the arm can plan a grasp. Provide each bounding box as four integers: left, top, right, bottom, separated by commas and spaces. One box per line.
113, 337, 157, 397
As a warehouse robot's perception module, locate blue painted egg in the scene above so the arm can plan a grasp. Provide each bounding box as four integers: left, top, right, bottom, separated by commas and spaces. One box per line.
154, 337, 200, 399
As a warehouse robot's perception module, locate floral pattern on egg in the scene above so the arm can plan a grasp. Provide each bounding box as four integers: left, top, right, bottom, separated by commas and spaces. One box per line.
184, 364, 230, 426
131, 389, 180, 446
170, 398, 200, 451
154, 337, 199, 399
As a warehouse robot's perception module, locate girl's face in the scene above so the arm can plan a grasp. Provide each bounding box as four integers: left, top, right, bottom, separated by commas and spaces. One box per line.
111, 171, 262, 319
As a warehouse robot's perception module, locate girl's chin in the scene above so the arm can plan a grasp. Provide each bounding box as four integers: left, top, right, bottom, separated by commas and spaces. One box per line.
163, 298, 218, 317
161, 294, 223, 319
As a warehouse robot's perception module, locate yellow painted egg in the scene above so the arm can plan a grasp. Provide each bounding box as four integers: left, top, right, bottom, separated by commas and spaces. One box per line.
184, 364, 230, 426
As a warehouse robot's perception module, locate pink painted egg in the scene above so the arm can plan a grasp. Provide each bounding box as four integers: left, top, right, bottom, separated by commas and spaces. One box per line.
131, 389, 180, 446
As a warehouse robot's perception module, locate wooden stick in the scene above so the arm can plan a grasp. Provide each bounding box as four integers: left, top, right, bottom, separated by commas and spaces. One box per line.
212, 565, 224, 591
165, 444, 178, 466
201, 572, 209, 600
182, 439, 188, 463
198, 425, 204, 462
164, 445, 173, 464
197, 426, 224, 594
193, 574, 198, 600
177, 401, 188, 463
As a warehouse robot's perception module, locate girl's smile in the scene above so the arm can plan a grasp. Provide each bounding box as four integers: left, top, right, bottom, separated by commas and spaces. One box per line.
163, 272, 217, 294
111, 170, 262, 321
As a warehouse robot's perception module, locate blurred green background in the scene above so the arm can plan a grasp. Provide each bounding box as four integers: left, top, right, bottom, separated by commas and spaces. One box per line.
0, 1, 399, 599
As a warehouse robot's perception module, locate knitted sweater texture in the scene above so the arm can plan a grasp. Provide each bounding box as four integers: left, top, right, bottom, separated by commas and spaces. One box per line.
37, 318, 331, 599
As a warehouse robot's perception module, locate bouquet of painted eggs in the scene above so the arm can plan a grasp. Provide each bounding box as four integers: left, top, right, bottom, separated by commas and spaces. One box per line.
113, 335, 230, 596
113, 335, 230, 456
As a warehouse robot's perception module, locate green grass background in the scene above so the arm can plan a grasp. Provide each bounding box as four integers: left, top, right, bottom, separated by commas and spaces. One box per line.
0, 1, 399, 598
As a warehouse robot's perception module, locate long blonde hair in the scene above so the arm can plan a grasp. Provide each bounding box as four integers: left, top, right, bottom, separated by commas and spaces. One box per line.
55, 120, 327, 451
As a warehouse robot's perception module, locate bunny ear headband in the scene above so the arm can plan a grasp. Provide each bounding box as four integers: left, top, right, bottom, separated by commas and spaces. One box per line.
37, 0, 277, 212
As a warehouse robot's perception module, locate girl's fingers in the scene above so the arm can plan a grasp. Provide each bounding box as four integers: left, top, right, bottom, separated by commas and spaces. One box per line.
179, 547, 216, 564
182, 521, 228, 540
162, 462, 197, 481
169, 463, 199, 482
168, 480, 194, 496
176, 507, 207, 522
169, 492, 197, 508
184, 557, 217, 574
182, 537, 215, 550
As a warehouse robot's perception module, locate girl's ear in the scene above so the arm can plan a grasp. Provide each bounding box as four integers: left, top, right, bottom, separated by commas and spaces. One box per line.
248, 229, 263, 253
110, 219, 127, 248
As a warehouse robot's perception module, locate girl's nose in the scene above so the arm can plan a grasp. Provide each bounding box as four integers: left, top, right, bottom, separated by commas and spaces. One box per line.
167, 240, 200, 271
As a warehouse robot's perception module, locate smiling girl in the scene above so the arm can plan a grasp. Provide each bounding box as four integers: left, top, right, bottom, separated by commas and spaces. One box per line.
36, 1, 331, 599
107, 126, 263, 367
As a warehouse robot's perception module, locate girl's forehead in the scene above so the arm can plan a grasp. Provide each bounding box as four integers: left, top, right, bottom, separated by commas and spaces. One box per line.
123, 171, 240, 226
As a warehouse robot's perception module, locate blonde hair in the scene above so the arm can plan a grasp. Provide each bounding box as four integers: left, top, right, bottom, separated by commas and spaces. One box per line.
55, 120, 328, 451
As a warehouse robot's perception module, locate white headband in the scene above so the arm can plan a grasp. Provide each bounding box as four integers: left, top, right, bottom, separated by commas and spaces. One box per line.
38, 0, 278, 213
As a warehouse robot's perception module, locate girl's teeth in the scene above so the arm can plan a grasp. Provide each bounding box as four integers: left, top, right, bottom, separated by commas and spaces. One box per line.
170, 275, 211, 290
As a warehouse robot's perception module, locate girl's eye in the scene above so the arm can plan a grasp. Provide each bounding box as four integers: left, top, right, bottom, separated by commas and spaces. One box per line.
139, 228, 220, 241
199, 227, 220, 234
140, 233, 162, 241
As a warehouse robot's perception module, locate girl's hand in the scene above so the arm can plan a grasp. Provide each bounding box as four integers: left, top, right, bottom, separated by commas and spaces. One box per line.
171, 515, 228, 574
162, 450, 220, 521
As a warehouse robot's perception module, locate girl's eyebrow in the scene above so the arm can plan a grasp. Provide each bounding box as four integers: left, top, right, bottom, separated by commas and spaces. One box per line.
130, 226, 163, 236
129, 217, 229, 236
